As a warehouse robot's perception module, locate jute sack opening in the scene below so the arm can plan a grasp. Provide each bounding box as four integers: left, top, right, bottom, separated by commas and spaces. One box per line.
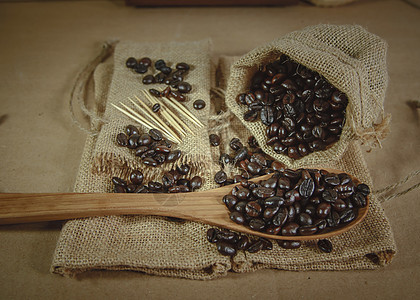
225, 24, 390, 169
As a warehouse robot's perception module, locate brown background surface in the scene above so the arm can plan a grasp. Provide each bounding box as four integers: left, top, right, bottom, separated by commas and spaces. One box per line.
0, 0, 419, 299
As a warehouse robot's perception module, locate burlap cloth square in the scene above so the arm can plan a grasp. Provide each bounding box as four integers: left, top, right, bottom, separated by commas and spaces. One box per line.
52, 30, 396, 280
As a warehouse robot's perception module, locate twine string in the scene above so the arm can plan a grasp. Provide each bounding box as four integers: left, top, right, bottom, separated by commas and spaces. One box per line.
374, 169, 420, 203
69, 40, 118, 136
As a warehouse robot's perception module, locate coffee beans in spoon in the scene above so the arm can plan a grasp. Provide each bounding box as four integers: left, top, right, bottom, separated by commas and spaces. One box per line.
236, 54, 348, 160
222, 169, 369, 237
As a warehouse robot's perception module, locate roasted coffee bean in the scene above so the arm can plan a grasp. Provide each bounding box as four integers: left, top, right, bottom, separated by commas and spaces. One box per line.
148, 181, 163, 191
190, 176, 203, 190
177, 81, 192, 93
216, 241, 237, 256
114, 185, 126, 193
170, 90, 186, 102
260, 105, 275, 126
166, 150, 181, 162
229, 138, 244, 151
125, 125, 139, 136
252, 186, 275, 198
332, 198, 347, 212
244, 109, 258, 121
234, 147, 249, 162
260, 238, 273, 250
193, 99, 206, 110
135, 63, 148, 74
149, 128, 163, 141
246, 161, 262, 175
356, 183, 370, 196
126, 57, 137, 68
209, 134, 221, 146
130, 170, 144, 185
176, 62, 190, 71
138, 57, 151, 67
299, 178, 315, 198
340, 208, 356, 223
162, 172, 175, 188
326, 211, 341, 227
245, 201, 262, 217
149, 88, 161, 97
217, 230, 239, 243
134, 146, 148, 157
277, 240, 301, 249
127, 134, 140, 149
316, 202, 331, 218
317, 239, 333, 253
297, 213, 313, 226
112, 177, 127, 187
116, 133, 128, 147
176, 164, 190, 175
314, 219, 327, 230
298, 225, 318, 235
154, 59, 166, 70
142, 74, 155, 84
322, 188, 338, 203
152, 103, 160, 112
248, 218, 266, 231
160, 66, 172, 75
230, 211, 246, 224
138, 133, 152, 146
177, 178, 190, 187
236, 236, 250, 250
214, 170, 228, 184
143, 157, 158, 167
281, 222, 299, 236
233, 186, 251, 200
247, 239, 264, 253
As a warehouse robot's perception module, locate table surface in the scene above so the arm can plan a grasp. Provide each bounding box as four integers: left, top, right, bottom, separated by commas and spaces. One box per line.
0, 0, 419, 299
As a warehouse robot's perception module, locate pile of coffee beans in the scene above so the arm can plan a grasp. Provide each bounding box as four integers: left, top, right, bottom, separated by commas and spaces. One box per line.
222, 169, 369, 237
236, 54, 348, 160
214, 136, 285, 186
207, 227, 273, 256
112, 165, 203, 194
116, 125, 182, 167
126, 57, 192, 98
206, 227, 337, 255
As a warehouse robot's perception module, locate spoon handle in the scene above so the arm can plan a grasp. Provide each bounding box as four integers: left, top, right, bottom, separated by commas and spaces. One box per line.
0, 190, 228, 225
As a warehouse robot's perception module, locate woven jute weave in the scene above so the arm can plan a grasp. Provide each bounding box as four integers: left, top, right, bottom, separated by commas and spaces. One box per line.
52, 33, 396, 280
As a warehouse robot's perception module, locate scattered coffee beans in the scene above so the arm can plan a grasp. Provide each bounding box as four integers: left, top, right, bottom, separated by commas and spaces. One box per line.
206, 227, 273, 257
222, 169, 369, 236
125, 57, 193, 100
116, 125, 182, 167
112, 166, 203, 194
236, 54, 348, 160
209, 134, 221, 146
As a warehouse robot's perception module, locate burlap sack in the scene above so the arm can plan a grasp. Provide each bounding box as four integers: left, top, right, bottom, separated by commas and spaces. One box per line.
52, 38, 396, 280
225, 24, 390, 170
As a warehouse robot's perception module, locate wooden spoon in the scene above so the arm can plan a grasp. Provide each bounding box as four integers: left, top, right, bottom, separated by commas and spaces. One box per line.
0, 171, 369, 241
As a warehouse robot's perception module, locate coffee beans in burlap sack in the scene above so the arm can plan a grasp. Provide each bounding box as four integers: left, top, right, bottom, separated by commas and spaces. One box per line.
225, 24, 390, 169
212, 55, 396, 273
52, 40, 231, 280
